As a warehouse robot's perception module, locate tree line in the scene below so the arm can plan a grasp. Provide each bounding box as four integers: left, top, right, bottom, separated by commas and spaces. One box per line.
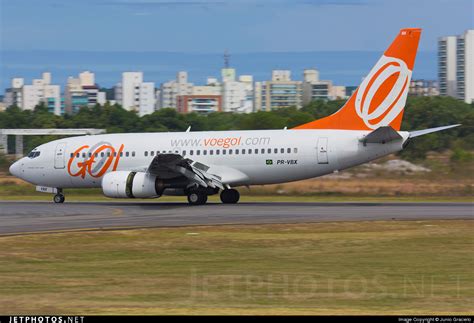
0, 96, 472, 160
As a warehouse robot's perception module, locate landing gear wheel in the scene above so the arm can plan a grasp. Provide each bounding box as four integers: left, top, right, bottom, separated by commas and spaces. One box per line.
53, 194, 65, 204
220, 189, 240, 204
187, 192, 208, 205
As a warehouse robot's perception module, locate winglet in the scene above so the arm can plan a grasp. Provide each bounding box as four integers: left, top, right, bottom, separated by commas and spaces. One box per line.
409, 124, 461, 138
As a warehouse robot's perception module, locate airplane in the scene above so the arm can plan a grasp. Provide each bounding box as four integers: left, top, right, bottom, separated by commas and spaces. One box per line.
9, 28, 459, 205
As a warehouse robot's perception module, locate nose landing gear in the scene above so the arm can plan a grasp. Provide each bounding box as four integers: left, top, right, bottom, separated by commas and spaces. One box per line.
53, 189, 65, 204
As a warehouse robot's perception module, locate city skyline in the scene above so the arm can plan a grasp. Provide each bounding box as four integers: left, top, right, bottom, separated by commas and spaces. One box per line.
1, 49, 439, 91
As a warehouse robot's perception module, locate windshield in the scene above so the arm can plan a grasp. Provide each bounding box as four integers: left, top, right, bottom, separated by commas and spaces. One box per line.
27, 150, 41, 159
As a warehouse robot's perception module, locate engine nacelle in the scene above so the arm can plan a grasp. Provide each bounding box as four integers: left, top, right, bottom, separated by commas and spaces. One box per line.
102, 171, 188, 198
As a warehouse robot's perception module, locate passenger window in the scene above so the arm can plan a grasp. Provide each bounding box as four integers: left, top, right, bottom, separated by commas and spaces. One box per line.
287, 148, 291, 153
236, 149, 239, 155
82, 153, 86, 158
145, 151, 148, 157
190, 150, 194, 156
281, 148, 284, 153
267, 148, 271, 154
100, 152, 105, 157
223, 150, 226, 155
248, 149, 252, 154
203, 150, 207, 155
255, 149, 258, 154
216, 150, 220, 155
241, 149, 245, 155
107, 152, 111, 157
151, 151, 155, 156
95, 153, 98, 158
88, 152, 92, 158
156, 151, 159, 155
229, 149, 233, 155
183, 150, 186, 156
294, 148, 298, 153
132, 151, 135, 157
274, 148, 278, 154
197, 150, 200, 155
70, 153, 73, 158
114, 152, 117, 157
120, 152, 123, 157
210, 150, 213, 155
126, 152, 129, 157
261, 148, 265, 154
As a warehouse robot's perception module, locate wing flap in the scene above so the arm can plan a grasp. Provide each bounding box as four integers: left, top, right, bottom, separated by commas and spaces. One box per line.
146, 153, 226, 189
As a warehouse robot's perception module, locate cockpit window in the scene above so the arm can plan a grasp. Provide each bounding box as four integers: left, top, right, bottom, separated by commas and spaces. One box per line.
27, 151, 41, 159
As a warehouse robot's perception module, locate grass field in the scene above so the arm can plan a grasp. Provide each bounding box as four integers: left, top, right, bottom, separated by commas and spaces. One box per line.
0, 220, 472, 315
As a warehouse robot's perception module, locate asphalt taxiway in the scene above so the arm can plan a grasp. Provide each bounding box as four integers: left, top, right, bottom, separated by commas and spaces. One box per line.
0, 201, 472, 235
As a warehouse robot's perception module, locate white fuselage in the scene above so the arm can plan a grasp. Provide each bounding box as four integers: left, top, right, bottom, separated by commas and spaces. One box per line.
11, 129, 409, 190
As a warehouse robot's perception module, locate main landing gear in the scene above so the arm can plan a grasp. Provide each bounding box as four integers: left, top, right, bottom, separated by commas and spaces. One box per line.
53, 189, 65, 204
187, 191, 208, 205
186, 188, 240, 205
220, 189, 240, 204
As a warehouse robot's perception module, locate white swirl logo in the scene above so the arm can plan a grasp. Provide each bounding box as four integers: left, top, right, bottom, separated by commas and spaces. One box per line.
355, 55, 411, 129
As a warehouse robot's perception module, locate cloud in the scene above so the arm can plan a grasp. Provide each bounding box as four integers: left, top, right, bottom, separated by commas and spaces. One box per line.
100, 0, 226, 9
98, 0, 369, 9
295, 0, 370, 6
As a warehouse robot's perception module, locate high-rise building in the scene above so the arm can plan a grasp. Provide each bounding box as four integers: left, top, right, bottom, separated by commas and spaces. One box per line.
64, 71, 106, 115
438, 30, 474, 103
177, 78, 222, 114
221, 68, 254, 113
3, 73, 62, 115
409, 80, 440, 97
158, 71, 193, 109
177, 95, 222, 114
3, 78, 24, 108
302, 69, 344, 104
255, 70, 303, 111
115, 72, 156, 116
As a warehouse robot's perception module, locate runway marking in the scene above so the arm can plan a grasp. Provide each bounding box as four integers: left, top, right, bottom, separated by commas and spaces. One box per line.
111, 207, 124, 216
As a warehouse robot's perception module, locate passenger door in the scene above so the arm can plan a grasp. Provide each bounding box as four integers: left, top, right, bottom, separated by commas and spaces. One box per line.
317, 138, 328, 164
54, 142, 67, 169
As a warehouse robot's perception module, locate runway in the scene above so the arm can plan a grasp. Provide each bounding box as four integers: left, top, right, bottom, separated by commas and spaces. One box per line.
0, 201, 472, 235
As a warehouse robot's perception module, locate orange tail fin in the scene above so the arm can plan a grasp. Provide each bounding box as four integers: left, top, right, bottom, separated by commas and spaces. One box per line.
294, 28, 421, 131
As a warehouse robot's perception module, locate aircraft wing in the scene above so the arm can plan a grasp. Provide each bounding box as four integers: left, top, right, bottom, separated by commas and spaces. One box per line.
142, 153, 226, 190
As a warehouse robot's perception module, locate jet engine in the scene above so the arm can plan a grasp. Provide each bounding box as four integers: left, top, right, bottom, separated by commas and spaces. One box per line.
102, 171, 188, 198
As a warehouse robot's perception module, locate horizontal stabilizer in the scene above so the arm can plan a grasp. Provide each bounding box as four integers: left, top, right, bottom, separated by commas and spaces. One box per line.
409, 124, 460, 138
360, 126, 402, 144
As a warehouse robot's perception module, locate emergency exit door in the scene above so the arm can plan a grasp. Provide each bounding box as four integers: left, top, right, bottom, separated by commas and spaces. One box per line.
317, 137, 328, 164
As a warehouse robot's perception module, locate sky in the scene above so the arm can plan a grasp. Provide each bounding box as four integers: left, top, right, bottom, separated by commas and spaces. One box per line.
0, 0, 472, 90
1, 0, 473, 53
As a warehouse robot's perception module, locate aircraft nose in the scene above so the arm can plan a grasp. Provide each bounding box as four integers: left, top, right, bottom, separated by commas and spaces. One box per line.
9, 160, 22, 177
